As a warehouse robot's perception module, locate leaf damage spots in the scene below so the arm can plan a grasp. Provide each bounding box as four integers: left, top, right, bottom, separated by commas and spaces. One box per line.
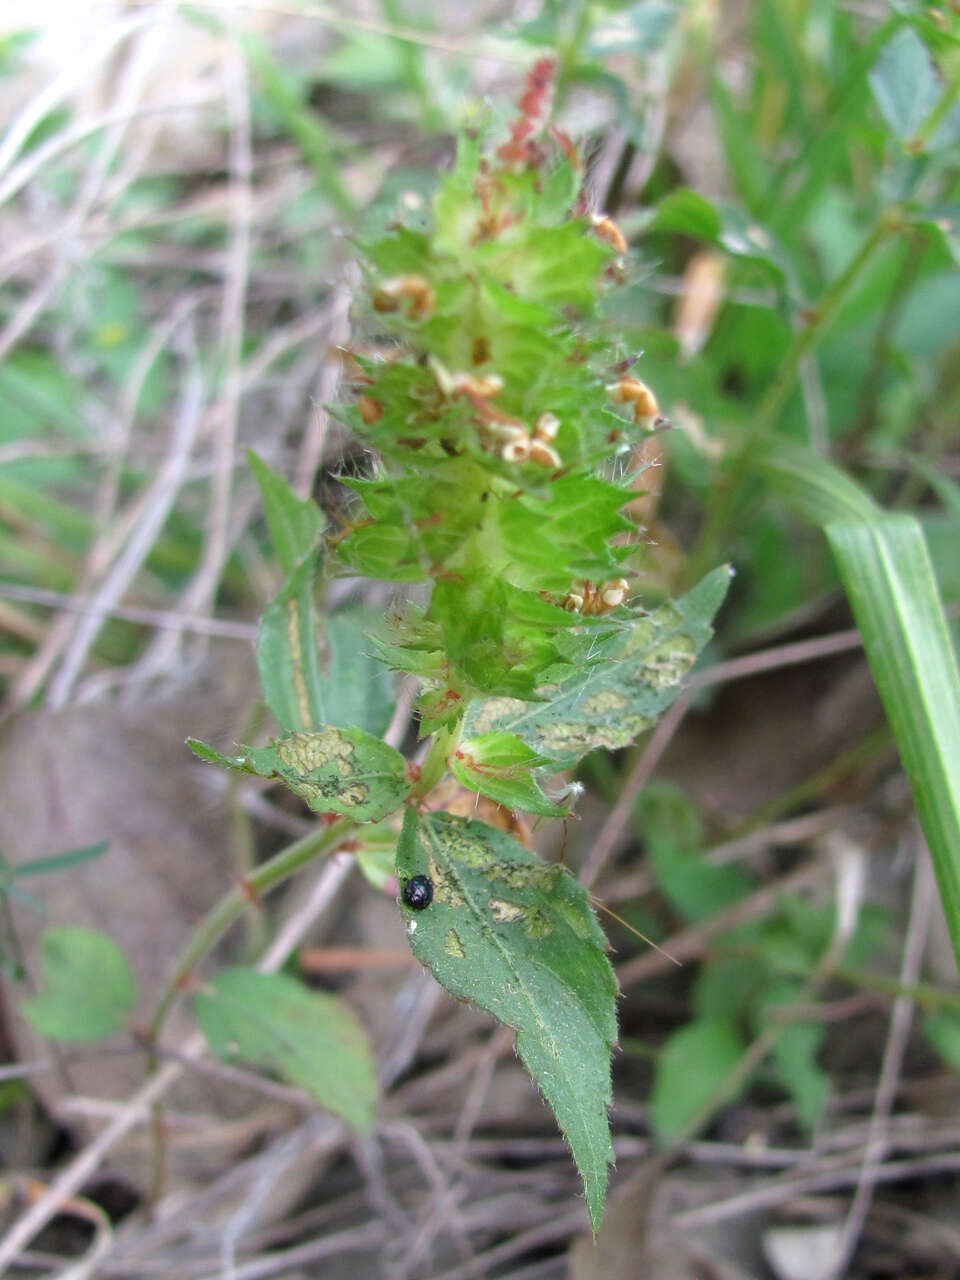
637, 634, 696, 688
443, 928, 466, 958
534, 718, 650, 753
277, 728, 356, 777
487, 859, 562, 892
275, 729, 372, 808
428, 854, 467, 907
466, 695, 529, 734
582, 690, 628, 715
489, 897, 527, 924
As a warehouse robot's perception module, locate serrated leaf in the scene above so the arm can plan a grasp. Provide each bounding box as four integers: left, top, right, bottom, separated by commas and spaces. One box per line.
463, 566, 732, 764
396, 809, 617, 1230
196, 967, 376, 1130
650, 1018, 745, 1139
188, 726, 410, 821
338, 519, 430, 582
451, 732, 569, 817
248, 450, 324, 575
21, 927, 135, 1042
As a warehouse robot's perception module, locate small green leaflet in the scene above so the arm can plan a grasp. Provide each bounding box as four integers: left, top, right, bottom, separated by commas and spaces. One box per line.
868, 27, 951, 145
248, 449, 324, 575
188, 726, 410, 822
195, 968, 376, 1131
463, 566, 732, 764
451, 731, 569, 816
396, 809, 617, 1230
21, 926, 135, 1042
650, 1017, 745, 1139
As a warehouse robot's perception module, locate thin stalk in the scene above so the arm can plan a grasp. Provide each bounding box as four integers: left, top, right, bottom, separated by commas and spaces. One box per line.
712, 940, 960, 1015
147, 815, 353, 1044
411, 727, 453, 800
912, 63, 960, 150
142, 813, 354, 1208
690, 212, 900, 579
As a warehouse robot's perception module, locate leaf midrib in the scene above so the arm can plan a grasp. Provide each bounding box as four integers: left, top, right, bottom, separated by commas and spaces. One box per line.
420, 820, 611, 1175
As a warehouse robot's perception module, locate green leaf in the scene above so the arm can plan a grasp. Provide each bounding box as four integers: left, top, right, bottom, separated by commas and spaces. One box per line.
354, 825, 398, 891
645, 191, 793, 286
188, 727, 411, 822
21, 927, 135, 1042
257, 552, 395, 735
451, 732, 569, 816
248, 450, 324, 576
826, 517, 960, 973
396, 809, 617, 1230
256, 554, 325, 733
709, 74, 768, 215
909, 204, 960, 265
13, 841, 109, 878
650, 1018, 746, 1139
869, 27, 942, 140
768, 1017, 829, 1128
195, 967, 376, 1130
648, 189, 721, 240
463, 566, 732, 765
637, 783, 754, 921
693, 955, 765, 1021
923, 1009, 960, 1068
320, 612, 396, 737
587, 2, 677, 55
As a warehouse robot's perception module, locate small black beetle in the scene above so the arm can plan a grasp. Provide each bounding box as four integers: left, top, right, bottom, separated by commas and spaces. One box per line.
402, 874, 433, 910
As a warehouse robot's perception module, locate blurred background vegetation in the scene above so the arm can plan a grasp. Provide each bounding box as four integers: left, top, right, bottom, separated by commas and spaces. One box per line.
0, 1, 959, 1277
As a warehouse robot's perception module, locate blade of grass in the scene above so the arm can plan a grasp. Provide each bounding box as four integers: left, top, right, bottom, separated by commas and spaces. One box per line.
760, 440, 960, 969
826, 517, 960, 972
757, 436, 881, 524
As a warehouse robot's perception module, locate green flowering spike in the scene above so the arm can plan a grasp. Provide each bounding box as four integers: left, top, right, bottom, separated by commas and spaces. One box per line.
335, 96, 652, 705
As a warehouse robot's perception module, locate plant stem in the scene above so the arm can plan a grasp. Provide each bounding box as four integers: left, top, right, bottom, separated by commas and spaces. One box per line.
147, 816, 353, 1044
690, 212, 900, 579
912, 62, 960, 150
412, 726, 453, 800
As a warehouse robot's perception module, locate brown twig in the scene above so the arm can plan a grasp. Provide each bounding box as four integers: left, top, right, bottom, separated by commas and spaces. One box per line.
819, 841, 936, 1279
